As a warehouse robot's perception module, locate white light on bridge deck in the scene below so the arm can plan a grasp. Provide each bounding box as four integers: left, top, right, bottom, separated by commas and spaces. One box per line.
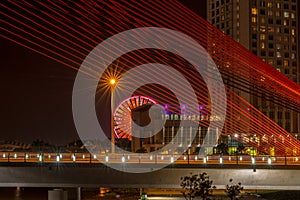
56, 155, 60, 162
161, 155, 164, 160
262, 157, 265, 161
93, 154, 97, 159
14, 153, 17, 159
183, 156, 187, 160
203, 157, 207, 164
170, 156, 174, 163
82, 154, 85, 159
39, 155, 43, 162
229, 156, 231, 161
72, 154, 76, 162
239, 157, 243, 161
194, 156, 198, 160
25, 154, 28, 159
219, 157, 223, 164
296, 157, 298, 162
105, 155, 109, 162
251, 157, 255, 164
150, 155, 153, 160
268, 157, 272, 165
2, 153, 5, 158
121, 156, 125, 163
48, 154, 51, 159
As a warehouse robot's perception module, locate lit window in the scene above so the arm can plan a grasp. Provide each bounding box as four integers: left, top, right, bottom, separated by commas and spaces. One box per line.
283, 20, 287, 26
252, 17, 257, 23
252, 8, 257, 15
284, 60, 289, 67
276, 44, 281, 50
276, 3, 280, 9
260, 34, 265, 40
267, 2, 273, 8
291, 53, 295, 59
268, 59, 273, 65
260, 26, 266, 32
284, 12, 289, 18
261, 18, 265, 23
268, 10, 273, 16
291, 13, 295, 19
268, 27, 274, 32
237, 13, 239, 19
261, 42, 265, 49
276, 52, 281, 58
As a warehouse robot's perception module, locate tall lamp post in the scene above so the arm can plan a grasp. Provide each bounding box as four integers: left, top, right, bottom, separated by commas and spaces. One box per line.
110, 78, 117, 154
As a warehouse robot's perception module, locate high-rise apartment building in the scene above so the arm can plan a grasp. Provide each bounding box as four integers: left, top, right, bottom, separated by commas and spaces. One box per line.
207, 0, 299, 136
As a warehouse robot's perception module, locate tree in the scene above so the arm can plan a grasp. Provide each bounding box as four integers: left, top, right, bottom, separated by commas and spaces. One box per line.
225, 179, 243, 200
180, 172, 215, 200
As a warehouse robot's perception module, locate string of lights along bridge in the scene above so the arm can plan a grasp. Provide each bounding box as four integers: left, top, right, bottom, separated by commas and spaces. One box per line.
1, 1, 300, 156
0, 152, 300, 166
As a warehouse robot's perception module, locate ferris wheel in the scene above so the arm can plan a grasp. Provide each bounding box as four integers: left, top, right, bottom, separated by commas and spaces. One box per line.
113, 96, 157, 140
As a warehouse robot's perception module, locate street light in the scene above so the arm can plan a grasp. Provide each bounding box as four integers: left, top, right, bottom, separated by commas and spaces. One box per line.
109, 78, 117, 154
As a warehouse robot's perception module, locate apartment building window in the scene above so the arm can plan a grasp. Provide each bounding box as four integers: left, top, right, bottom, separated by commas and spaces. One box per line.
212, 3, 215, 9
276, 19, 281, 25
260, 1, 265, 7
291, 53, 295, 59
284, 68, 289, 74
291, 13, 295, 19
252, 8, 257, 15
260, 33, 265, 40
268, 10, 273, 16
284, 52, 289, 58
252, 17, 257, 23
276, 3, 280, 9
275, 28, 281, 33
283, 12, 289, 18
284, 60, 289, 66
292, 5, 296, 10
268, 18, 273, 24
283, 20, 289, 26
260, 9, 265, 15
267, 2, 273, 8
268, 35, 273, 40
268, 59, 273, 65
212, 11, 215, 17
261, 17, 265, 23
276, 52, 281, 58
269, 51, 274, 57
276, 44, 281, 50
292, 21, 296, 26
261, 50, 266, 56
252, 42, 257, 47
260, 26, 266, 32
268, 27, 274, 33
284, 28, 289, 34
277, 60, 282, 65
268, 43, 274, 48
283, 4, 289, 9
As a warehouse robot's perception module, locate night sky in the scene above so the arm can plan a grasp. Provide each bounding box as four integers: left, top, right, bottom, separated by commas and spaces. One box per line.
0, 1, 206, 145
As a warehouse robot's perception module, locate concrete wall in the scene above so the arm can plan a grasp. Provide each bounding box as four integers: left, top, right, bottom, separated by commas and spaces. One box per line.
0, 164, 299, 190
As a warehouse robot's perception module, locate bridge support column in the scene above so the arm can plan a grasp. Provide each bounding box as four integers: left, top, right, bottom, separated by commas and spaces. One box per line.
77, 187, 81, 200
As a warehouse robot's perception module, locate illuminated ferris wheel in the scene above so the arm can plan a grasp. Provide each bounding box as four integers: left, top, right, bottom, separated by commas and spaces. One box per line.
113, 96, 157, 140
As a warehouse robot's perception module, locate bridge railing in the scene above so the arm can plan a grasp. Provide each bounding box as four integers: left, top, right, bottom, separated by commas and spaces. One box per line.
0, 152, 299, 166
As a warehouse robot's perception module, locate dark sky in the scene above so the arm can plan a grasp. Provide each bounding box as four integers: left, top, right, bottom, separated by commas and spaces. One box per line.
0, 1, 206, 145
